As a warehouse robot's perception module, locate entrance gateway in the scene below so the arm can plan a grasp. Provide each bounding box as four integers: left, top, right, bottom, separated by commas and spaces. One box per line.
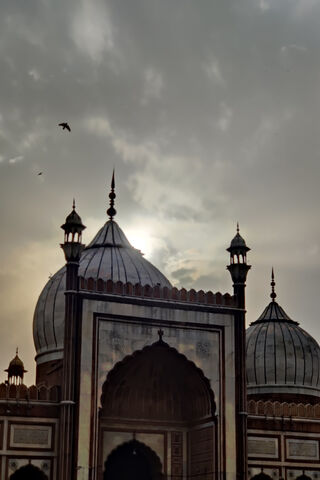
100, 338, 216, 479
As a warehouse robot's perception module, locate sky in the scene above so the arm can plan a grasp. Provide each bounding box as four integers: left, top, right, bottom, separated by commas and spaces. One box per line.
1, 0, 320, 384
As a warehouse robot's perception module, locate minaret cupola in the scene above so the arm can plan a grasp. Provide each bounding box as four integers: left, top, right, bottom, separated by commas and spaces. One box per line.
5, 348, 27, 385
227, 223, 250, 273
61, 200, 86, 262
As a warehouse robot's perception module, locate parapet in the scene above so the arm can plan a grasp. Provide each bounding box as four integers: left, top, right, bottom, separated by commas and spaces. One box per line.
248, 399, 320, 419
79, 277, 236, 307
0, 383, 60, 402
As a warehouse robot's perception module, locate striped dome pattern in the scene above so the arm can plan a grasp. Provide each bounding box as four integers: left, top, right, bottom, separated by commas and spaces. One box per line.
33, 220, 172, 365
246, 300, 320, 399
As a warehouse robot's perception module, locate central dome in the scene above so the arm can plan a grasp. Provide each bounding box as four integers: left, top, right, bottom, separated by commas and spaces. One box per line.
33, 218, 172, 366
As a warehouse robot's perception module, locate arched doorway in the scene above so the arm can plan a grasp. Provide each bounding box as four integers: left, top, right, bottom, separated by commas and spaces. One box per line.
104, 440, 163, 480
251, 474, 272, 480
10, 464, 48, 480
100, 338, 216, 479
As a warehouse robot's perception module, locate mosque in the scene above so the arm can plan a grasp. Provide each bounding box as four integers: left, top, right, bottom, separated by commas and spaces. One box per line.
1, 175, 320, 480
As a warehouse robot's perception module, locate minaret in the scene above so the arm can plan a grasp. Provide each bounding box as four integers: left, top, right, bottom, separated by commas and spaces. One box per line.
227, 224, 251, 480
59, 200, 86, 480
5, 348, 27, 385
227, 223, 251, 309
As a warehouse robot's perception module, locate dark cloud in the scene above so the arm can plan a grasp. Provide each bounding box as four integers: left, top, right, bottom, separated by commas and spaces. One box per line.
1, 0, 320, 380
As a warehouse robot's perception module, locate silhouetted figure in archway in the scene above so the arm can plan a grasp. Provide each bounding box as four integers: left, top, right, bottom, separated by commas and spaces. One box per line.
10, 464, 48, 480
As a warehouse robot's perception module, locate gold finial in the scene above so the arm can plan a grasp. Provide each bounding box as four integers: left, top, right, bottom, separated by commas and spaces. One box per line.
158, 329, 164, 342
270, 267, 277, 302
107, 170, 116, 220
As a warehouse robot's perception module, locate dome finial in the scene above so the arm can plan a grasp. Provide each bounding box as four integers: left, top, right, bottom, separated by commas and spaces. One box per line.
237, 222, 239, 234
72, 198, 75, 210
158, 329, 164, 343
270, 267, 277, 302
107, 169, 117, 221
16, 347, 18, 356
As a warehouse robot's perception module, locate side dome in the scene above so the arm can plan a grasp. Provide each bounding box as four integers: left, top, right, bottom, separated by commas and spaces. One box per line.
33, 219, 172, 366
246, 273, 320, 401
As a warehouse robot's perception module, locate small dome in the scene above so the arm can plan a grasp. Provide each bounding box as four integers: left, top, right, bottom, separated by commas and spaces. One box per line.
5, 349, 27, 383
229, 232, 247, 249
33, 219, 172, 365
246, 285, 320, 400
61, 201, 86, 240
65, 209, 83, 226
227, 224, 250, 251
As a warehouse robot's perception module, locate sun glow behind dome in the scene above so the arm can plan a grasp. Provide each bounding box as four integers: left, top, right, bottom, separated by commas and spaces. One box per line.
126, 228, 153, 258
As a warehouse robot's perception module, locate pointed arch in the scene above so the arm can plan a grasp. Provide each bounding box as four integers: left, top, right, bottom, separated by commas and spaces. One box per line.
100, 339, 216, 423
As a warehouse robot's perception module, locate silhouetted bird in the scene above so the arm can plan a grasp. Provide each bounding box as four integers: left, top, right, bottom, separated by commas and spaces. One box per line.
59, 122, 71, 132
38, 172, 43, 175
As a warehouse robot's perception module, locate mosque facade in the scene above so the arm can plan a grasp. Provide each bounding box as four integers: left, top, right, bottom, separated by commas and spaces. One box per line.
0, 177, 320, 480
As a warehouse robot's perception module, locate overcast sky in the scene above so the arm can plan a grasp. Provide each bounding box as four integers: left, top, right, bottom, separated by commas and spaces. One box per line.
1, 0, 320, 383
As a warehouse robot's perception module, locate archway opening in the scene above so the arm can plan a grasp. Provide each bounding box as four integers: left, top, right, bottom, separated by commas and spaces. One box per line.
100, 339, 215, 423
100, 339, 216, 479
251, 474, 272, 480
10, 464, 48, 480
104, 440, 163, 480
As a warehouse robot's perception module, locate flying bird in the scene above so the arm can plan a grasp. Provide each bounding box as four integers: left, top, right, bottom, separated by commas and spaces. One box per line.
38, 172, 43, 176
58, 122, 71, 132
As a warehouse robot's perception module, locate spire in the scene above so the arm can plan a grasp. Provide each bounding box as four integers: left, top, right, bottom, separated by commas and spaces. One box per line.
107, 170, 117, 220
270, 267, 277, 302
237, 221, 239, 234
72, 198, 75, 210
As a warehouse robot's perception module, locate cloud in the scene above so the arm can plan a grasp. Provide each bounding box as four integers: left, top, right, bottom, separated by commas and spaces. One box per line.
8, 155, 24, 164
280, 44, 307, 54
71, 0, 115, 62
216, 103, 233, 132
204, 59, 224, 86
259, 0, 270, 11
142, 68, 164, 104
28, 68, 40, 81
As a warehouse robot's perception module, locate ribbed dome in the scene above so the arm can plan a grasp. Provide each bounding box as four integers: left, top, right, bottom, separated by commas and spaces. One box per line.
246, 298, 320, 400
33, 220, 172, 365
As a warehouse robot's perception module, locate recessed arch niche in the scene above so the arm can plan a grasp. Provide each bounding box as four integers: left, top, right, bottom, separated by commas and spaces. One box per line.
99, 339, 217, 479
100, 339, 215, 423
